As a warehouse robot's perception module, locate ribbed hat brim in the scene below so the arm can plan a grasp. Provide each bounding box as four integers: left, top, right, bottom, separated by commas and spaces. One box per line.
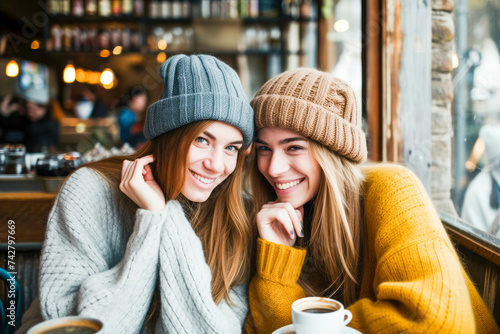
252, 94, 367, 163
145, 92, 254, 147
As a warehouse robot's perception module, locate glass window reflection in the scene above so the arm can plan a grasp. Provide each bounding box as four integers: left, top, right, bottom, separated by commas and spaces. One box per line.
453, 0, 500, 238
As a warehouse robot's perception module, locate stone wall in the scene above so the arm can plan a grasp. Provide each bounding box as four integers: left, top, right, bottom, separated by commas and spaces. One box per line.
431, 0, 457, 214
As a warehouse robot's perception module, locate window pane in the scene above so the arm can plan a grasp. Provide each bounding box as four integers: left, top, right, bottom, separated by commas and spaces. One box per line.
453, 0, 500, 238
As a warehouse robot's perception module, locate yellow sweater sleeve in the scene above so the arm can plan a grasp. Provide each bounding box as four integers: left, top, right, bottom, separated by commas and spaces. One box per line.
245, 238, 306, 334
347, 164, 499, 334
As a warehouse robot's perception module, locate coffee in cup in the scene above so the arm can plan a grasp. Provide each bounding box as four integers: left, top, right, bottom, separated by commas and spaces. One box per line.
292, 297, 352, 334
27, 316, 103, 334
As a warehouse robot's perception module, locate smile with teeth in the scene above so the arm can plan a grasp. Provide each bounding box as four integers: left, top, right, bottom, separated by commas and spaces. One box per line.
190, 170, 216, 184
275, 179, 303, 190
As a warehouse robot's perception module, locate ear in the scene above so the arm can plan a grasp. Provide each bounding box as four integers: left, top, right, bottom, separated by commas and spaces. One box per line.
245, 143, 253, 156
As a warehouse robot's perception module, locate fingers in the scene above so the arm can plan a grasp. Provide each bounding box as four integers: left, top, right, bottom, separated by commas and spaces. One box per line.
260, 202, 304, 239
120, 155, 155, 203
131, 155, 154, 182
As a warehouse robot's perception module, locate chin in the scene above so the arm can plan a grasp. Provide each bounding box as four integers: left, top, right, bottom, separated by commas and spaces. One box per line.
183, 192, 211, 203
278, 196, 307, 209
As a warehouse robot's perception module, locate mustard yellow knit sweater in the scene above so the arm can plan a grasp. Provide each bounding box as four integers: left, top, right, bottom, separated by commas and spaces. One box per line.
245, 164, 499, 334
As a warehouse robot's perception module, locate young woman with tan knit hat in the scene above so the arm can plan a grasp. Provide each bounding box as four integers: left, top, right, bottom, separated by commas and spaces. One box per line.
17, 54, 255, 334
244, 68, 499, 333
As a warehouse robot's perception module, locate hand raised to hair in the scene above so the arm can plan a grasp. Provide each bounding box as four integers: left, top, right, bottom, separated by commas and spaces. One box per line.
256, 202, 304, 247
120, 155, 166, 211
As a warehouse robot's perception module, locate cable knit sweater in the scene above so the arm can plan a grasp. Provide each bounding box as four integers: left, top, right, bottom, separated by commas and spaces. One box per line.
17, 167, 248, 334
245, 164, 500, 334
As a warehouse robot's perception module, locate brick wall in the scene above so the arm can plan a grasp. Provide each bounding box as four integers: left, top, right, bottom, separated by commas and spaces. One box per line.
431, 0, 457, 214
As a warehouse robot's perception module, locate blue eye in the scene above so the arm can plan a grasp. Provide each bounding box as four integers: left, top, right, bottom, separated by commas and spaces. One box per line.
195, 137, 209, 145
226, 145, 239, 151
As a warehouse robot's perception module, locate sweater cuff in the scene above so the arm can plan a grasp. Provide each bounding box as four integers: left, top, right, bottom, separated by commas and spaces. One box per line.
256, 238, 307, 285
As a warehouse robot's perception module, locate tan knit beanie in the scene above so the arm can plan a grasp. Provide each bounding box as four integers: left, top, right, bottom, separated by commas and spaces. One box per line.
251, 68, 367, 163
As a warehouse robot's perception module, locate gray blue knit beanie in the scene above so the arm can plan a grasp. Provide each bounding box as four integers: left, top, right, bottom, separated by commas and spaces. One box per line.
144, 54, 254, 147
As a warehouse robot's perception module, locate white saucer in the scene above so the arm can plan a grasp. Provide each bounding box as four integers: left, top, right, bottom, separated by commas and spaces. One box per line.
272, 324, 362, 334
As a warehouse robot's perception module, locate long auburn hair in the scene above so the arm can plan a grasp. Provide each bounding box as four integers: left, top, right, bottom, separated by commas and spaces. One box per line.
246, 138, 365, 306
86, 120, 254, 304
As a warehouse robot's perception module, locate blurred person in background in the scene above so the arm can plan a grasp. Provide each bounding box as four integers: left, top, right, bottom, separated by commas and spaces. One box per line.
118, 86, 148, 147
462, 125, 500, 233
74, 84, 108, 119
0, 94, 25, 144
0, 92, 59, 153
23, 98, 59, 153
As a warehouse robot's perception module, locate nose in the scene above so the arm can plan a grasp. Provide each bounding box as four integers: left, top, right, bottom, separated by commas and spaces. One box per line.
203, 148, 225, 174
267, 151, 289, 177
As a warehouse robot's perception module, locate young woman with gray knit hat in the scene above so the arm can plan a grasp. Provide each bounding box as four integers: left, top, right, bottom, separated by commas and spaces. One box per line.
18, 54, 255, 334
244, 68, 499, 333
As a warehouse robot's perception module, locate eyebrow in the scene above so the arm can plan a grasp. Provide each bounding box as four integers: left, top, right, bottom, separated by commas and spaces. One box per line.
256, 137, 307, 145
203, 131, 244, 145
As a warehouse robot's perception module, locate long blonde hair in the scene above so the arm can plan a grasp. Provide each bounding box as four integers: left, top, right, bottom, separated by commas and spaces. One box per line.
86, 120, 254, 304
246, 139, 365, 306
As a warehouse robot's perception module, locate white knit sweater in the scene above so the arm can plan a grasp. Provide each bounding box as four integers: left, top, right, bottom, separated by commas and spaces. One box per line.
17, 167, 248, 333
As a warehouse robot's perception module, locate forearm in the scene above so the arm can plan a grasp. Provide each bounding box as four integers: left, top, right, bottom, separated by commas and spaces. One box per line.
245, 239, 307, 334
39, 208, 164, 333
347, 240, 476, 334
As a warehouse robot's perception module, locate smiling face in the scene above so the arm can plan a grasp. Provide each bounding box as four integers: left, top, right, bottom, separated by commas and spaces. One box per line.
182, 121, 244, 202
256, 127, 322, 208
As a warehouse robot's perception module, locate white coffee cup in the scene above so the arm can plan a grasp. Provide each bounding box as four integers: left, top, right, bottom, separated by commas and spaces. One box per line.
292, 297, 352, 334
27, 316, 103, 334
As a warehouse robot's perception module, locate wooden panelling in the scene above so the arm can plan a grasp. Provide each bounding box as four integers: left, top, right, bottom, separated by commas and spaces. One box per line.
0, 192, 55, 243
453, 242, 500, 322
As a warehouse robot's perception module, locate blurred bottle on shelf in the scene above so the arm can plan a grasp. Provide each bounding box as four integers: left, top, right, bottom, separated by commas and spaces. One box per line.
239, 0, 249, 18
290, 0, 300, 19
300, 0, 311, 18
121, 28, 131, 50
211, 0, 220, 18
228, 0, 238, 18
220, 0, 229, 18
172, 0, 182, 18
98, 28, 110, 49
111, 28, 121, 47
248, 0, 258, 18
112, 0, 121, 15
86, 0, 98, 15
182, 0, 191, 18
50, 24, 62, 51
73, 0, 85, 16
99, 0, 112, 16
47, 0, 60, 15
269, 26, 280, 49
201, 0, 210, 18
73, 26, 81, 51
63, 26, 72, 51
61, 0, 71, 15
134, 0, 145, 15
123, 0, 133, 14
149, 0, 160, 18
130, 29, 142, 50
160, 0, 171, 18
80, 29, 90, 51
